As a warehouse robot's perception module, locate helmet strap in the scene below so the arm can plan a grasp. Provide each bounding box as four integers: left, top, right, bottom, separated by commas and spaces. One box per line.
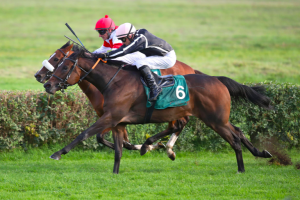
126, 24, 135, 42
107, 20, 113, 38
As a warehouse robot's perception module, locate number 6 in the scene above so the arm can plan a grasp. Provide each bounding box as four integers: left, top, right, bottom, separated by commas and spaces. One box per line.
176, 86, 186, 99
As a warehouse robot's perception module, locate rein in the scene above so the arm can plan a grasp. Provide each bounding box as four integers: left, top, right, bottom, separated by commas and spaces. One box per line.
53, 57, 122, 93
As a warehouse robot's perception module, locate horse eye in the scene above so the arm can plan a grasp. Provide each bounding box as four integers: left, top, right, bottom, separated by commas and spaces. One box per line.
54, 58, 59, 62
63, 66, 68, 71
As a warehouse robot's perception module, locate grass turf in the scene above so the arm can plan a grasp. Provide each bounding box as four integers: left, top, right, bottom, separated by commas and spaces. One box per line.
0, 0, 300, 90
0, 147, 299, 200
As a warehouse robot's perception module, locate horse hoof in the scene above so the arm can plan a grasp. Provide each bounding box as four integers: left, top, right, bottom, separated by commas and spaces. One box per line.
157, 142, 166, 149
49, 153, 61, 160
263, 150, 272, 158
140, 144, 149, 156
168, 152, 176, 161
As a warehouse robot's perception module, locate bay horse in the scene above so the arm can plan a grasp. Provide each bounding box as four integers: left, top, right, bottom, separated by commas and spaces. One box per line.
35, 41, 204, 159
43, 48, 273, 174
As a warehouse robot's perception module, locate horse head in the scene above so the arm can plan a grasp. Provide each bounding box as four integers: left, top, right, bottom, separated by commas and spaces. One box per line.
43, 46, 91, 94
34, 41, 74, 83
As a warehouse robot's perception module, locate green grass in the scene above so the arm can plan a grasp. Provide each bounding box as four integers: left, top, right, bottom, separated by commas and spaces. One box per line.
0, 147, 299, 199
0, 0, 300, 90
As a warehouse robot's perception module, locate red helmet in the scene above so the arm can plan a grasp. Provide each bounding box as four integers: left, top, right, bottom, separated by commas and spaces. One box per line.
95, 15, 115, 30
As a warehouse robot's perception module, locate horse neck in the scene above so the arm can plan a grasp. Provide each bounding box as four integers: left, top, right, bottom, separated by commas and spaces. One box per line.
78, 80, 104, 116
78, 58, 121, 93
78, 80, 92, 94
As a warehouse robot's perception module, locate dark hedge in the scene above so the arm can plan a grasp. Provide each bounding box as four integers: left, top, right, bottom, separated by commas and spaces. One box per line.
0, 82, 299, 151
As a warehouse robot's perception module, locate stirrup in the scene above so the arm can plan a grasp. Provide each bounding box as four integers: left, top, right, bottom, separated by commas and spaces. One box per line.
149, 87, 162, 101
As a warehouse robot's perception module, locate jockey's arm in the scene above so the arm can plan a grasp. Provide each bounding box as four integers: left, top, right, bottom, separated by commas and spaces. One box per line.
104, 35, 146, 58
93, 45, 111, 54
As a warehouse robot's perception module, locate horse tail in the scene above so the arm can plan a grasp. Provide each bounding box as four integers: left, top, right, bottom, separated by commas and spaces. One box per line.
215, 76, 273, 110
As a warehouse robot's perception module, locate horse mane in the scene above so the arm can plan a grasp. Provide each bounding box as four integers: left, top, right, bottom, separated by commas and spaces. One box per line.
70, 44, 138, 72
60, 41, 71, 49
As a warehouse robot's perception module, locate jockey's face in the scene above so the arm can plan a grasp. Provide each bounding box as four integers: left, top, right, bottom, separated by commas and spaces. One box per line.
121, 34, 133, 46
98, 29, 111, 41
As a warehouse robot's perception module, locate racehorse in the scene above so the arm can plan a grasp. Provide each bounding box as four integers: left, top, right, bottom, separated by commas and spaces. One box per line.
43, 47, 273, 174
35, 41, 203, 159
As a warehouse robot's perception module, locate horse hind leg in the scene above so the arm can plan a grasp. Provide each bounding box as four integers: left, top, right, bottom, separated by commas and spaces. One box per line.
229, 123, 272, 158
213, 123, 245, 173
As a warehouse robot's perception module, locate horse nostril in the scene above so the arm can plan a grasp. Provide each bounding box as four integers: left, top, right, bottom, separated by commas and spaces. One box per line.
35, 74, 41, 79
44, 83, 51, 89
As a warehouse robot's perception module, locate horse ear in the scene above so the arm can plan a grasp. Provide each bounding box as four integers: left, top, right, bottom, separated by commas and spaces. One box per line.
66, 43, 74, 51
60, 41, 71, 49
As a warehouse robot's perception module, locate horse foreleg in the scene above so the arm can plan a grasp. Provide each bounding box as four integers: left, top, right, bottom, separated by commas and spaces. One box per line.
112, 126, 124, 174
50, 115, 112, 160
96, 127, 164, 151
140, 117, 189, 156
165, 117, 189, 160
96, 128, 115, 150
96, 126, 132, 150
166, 133, 179, 161
140, 128, 174, 155
129, 142, 165, 151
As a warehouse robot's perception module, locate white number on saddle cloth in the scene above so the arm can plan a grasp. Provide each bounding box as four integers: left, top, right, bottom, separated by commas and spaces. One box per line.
176, 86, 186, 99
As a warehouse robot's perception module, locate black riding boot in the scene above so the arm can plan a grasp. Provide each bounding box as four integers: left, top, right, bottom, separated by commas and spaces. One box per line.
139, 65, 162, 101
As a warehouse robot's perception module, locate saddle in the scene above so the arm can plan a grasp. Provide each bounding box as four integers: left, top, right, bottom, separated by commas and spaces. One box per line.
140, 72, 175, 88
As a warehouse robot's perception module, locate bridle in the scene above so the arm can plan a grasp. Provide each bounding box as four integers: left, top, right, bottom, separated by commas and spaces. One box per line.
41, 49, 70, 82
52, 57, 122, 93
52, 57, 86, 93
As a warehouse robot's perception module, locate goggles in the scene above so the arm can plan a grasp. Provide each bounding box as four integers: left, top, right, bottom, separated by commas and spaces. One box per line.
119, 37, 127, 43
97, 29, 107, 35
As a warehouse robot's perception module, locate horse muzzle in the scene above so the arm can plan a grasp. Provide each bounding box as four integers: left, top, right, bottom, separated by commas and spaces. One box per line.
44, 82, 60, 94
34, 73, 43, 82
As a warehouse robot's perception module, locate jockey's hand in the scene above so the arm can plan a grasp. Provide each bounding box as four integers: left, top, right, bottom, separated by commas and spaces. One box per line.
93, 53, 106, 59
84, 52, 93, 58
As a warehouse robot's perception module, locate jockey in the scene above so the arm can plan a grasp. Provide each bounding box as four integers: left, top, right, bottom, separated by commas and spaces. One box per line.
93, 23, 176, 101
93, 15, 123, 54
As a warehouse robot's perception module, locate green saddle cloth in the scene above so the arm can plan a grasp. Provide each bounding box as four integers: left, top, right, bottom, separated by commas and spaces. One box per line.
144, 71, 190, 109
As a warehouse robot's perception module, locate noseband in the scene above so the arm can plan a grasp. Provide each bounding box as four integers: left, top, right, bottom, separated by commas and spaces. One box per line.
52, 57, 88, 93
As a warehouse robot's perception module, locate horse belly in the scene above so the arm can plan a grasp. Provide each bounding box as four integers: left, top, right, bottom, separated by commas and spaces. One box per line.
150, 105, 193, 123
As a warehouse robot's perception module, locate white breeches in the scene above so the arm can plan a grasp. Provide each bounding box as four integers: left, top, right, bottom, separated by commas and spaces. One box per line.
111, 50, 176, 69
